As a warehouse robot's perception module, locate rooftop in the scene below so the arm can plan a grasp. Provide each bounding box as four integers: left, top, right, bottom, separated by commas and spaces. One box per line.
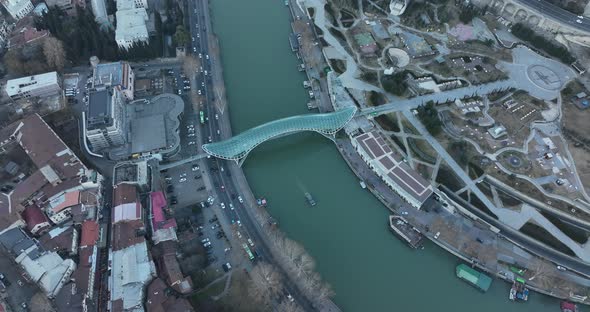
150, 191, 176, 231
115, 8, 148, 43
5, 72, 58, 98
0, 114, 89, 222
93, 61, 130, 88
86, 88, 113, 130
110, 240, 155, 311
203, 107, 357, 161
353, 131, 433, 205
80, 220, 99, 247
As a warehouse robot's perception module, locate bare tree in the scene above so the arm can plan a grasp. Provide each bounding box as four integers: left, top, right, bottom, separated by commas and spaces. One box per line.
249, 262, 283, 307
276, 300, 305, 312
43, 37, 66, 71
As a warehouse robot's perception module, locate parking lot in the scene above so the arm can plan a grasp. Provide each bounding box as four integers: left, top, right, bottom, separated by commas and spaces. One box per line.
0, 249, 38, 311
163, 161, 208, 209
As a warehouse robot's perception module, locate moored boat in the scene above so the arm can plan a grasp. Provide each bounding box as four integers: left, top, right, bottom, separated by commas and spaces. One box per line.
304, 192, 316, 206
455, 264, 492, 292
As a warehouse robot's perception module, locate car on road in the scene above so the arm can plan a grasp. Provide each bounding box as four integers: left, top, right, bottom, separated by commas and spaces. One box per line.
224, 247, 231, 252
199, 53, 202, 58
577, 19, 583, 23
193, 47, 197, 52
188, 133, 195, 137
188, 141, 196, 145
238, 196, 243, 203
215, 114, 219, 120
247, 239, 254, 247
198, 89, 202, 95
557, 265, 567, 271
211, 224, 220, 230
229, 203, 234, 210
217, 129, 221, 135
220, 202, 225, 209
206, 54, 209, 60
220, 185, 225, 191
287, 293, 294, 302
201, 238, 210, 243
222, 262, 232, 272
192, 165, 200, 171
179, 178, 187, 183
204, 242, 212, 248
208, 136, 212, 142
180, 173, 187, 178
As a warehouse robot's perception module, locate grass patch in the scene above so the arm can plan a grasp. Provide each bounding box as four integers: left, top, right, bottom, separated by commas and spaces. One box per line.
520, 222, 576, 257
470, 195, 498, 220
436, 165, 464, 192
540, 212, 590, 244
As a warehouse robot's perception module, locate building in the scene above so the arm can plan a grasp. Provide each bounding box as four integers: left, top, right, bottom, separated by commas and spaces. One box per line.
0, 114, 101, 231
92, 61, 135, 100
84, 88, 127, 151
146, 278, 193, 312
21, 206, 50, 235
1, 0, 33, 20
7, 16, 49, 48
39, 225, 78, 255
400, 32, 435, 58
115, 8, 149, 49
351, 131, 433, 208
150, 191, 177, 244
5, 72, 61, 101
108, 183, 155, 311
116, 0, 147, 10
151, 241, 192, 294
0, 227, 76, 298
488, 124, 507, 139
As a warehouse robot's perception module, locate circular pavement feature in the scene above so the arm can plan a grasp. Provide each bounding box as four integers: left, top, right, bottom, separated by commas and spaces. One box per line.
526, 64, 564, 91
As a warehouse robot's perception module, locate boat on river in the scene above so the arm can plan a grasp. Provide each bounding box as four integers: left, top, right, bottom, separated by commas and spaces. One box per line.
304, 192, 316, 206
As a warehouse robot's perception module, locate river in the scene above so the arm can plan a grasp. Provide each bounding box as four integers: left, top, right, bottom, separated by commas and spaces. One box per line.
209, 0, 561, 310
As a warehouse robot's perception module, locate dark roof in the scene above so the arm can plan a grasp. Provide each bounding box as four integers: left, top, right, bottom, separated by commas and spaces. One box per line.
111, 220, 145, 251
21, 206, 50, 234
39, 226, 75, 253
86, 89, 112, 130
0, 227, 36, 256
146, 278, 193, 312
55, 283, 84, 312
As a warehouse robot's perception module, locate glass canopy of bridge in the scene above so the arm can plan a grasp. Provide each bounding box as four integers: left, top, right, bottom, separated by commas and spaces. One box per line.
202, 107, 357, 163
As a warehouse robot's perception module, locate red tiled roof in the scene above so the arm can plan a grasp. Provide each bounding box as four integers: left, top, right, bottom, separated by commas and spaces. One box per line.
112, 184, 137, 207
80, 220, 99, 248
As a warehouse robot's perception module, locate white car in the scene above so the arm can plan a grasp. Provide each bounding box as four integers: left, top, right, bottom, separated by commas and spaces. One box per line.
180, 173, 187, 178
206, 54, 209, 60
179, 178, 187, 182
237, 220, 241, 227
188, 141, 196, 145
199, 53, 202, 59
229, 203, 234, 210
188, 133, 195, 137
557, 265, 567, 271
201, 238, 210, 243
215, 114, 219, 120
577, 19, 583, 24
238, 196, 243, 203
198, 89, 202, 95
220, 202, 226, 209
247, 238, 254, 246
191, 165, 199, 171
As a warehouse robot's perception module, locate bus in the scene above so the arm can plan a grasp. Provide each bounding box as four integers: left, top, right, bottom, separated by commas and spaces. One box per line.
242, 243, 254, 261
199, 111, 205, 124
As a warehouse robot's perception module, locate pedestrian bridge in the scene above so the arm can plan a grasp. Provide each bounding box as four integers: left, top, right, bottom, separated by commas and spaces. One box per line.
202, 107, 357, 165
